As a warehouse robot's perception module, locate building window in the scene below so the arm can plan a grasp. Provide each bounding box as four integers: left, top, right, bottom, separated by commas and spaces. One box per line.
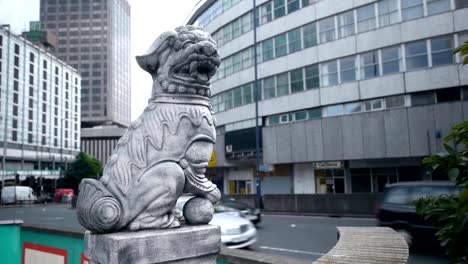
303, 23, 317, 48
232, 53, 241, 72
427, 0, 451, 15
344, 102, 362, 114
233, 86, 242, 107
431, 36, 453, 66
386, 95, 405, 108
401, 0, 424, 21
405, 40, 428, 70
294, 110, 308, 121
276, 73, 289, 96
361, 51, 379, 79
288, 28, 302, 53
379, 0, 399, 27
357, 4, 376, 33
321, 60, 338, 86
242, 84, 253, 104
224, 56, 233, 76
436, 87, 461, 103
308, 108, 322, 119
287, 0, 300, 13
338, 10, 355, 38
275, 33, 288, 57
455, 0, 468, 9
241, 48, 253, 69
264, 76, 276, 99
319, 16, 336, 43
290, 68, 304, 93
365, 98, 384, 111
225, 90, 233, 110
262, 38, 274, 61
273, 0, 286, 18
231, 19, 241, 39
340, 56, 357, 83
381, 46, 401, 74
241, 13, 252, 34
412, 91, 435, 106
260, 2, 273, 24
305, 64, 319, 89
14, 44, 20, 54
325, 105, 344, 117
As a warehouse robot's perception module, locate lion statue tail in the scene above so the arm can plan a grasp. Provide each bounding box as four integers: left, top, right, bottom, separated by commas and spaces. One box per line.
76, 179, 122, 233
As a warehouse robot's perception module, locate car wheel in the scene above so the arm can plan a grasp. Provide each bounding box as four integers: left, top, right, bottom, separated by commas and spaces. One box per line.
396, 229, 413, 247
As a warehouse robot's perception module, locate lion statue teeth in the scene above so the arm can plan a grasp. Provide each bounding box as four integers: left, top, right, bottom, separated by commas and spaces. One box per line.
76, 25, 221, 233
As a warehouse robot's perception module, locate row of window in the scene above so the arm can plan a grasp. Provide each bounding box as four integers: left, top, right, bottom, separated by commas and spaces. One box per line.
212, 0, 468, 81
266, 87, 466, 126
211, 32, 466, 113
210, 0, 468, 49
194, 0, 242, 28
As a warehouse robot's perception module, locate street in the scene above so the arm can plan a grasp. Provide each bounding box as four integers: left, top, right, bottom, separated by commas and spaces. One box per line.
0, 204, 448, 264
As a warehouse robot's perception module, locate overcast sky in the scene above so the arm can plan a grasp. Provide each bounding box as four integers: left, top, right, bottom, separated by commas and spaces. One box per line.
0, 0, 201, 121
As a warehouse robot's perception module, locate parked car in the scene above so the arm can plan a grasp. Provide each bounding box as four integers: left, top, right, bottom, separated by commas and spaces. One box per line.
54, 188, 75, 202
376, 181, 460, 247
220, 197, 262, 225
176, 195, 258, 249
36, 193, 53, 204
1, 186, 37, 204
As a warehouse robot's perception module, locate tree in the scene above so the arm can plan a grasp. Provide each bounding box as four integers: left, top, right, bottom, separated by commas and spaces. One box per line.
64, 152, 103, 193
454, 41, 468, 65
414, 122, 468, 264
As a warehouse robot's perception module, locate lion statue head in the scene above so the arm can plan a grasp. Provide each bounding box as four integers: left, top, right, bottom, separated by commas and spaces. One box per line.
136, 25, 220, 99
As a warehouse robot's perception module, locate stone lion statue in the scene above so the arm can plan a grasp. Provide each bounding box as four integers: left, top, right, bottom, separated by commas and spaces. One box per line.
76, 25, 221, 233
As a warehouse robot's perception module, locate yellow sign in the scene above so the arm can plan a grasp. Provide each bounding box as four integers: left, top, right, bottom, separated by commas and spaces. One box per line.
208, 151, 216, 168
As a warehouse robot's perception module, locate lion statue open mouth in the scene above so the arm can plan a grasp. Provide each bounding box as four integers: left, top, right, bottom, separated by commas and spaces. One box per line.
76, 25, 222, 233
139, 25, 221, 98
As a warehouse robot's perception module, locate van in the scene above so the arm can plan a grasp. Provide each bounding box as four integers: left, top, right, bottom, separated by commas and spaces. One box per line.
376, 181, 460, 247
1, 186, 37, 204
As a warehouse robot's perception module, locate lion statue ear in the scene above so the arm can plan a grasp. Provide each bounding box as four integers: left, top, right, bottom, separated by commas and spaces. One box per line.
136, 30, 177, 75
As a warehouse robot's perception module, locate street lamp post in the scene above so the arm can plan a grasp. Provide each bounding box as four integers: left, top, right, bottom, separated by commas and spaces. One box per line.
252, 0, 264, 209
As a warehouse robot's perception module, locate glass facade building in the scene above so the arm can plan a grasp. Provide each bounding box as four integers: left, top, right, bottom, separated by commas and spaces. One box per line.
0, 26, 80, 176
39, 0, 131, 128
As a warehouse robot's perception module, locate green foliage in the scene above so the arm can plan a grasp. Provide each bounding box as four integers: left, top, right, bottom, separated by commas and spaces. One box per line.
453, 41, 468, 65
64, 152, 103, 192
416, 121, 468, 264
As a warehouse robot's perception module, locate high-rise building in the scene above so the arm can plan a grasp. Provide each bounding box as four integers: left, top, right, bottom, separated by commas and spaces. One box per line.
40, 0, 131, 128
0, 25, 81, 186
187, 0, 468, 195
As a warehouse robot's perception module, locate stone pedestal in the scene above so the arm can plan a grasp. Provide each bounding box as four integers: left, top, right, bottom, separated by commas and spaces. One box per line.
84, 225, 220, 264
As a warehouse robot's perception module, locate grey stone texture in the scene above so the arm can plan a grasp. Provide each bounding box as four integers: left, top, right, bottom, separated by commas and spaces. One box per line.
84, 225, 221, 264
76, 25, 222, 233
183, 197, 214, 225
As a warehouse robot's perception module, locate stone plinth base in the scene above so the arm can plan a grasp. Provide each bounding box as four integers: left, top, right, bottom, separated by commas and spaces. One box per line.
84, 225, 220, 264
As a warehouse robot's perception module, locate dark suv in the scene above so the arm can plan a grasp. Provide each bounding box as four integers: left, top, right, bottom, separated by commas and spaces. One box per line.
377, 181, 460, 247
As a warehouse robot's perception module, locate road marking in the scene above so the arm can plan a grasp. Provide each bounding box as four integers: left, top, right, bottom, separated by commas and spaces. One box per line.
259, 246, 325, 256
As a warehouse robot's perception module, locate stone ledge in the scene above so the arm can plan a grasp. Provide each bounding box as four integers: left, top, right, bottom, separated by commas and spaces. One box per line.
85, 225, 220, 264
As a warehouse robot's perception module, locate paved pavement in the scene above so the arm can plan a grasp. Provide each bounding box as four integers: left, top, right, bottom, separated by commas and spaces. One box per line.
0, 204, 449, 263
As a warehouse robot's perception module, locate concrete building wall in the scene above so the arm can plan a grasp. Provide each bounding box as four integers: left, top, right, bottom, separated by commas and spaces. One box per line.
261, 102, 464, 164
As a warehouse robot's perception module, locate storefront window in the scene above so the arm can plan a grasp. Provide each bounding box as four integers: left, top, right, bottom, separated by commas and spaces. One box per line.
229, 180, 252, 194
315, 169, 345, 194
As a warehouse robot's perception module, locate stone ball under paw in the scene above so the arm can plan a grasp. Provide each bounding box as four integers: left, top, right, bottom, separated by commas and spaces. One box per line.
183, 197, 214, 225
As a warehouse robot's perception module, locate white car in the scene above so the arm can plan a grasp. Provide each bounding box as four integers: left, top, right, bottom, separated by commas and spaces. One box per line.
176, 196, 257, 249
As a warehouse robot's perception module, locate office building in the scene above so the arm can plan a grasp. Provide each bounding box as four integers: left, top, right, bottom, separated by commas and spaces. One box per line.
40, 0, 131, 128
0, 25, 80, 183
187, 0, 468, 195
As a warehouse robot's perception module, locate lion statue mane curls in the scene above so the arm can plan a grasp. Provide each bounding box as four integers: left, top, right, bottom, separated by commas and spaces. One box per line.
76, 26, 221, 233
